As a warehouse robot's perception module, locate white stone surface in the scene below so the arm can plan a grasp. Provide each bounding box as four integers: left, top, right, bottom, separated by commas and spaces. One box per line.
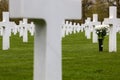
91, 14, 101, 43
109, 6, 117, 19
9, 1, 82, 80
80, 24, 84, 32
0, 12, 14, 50
84, 17, 91, 39
93, 14, 98, 22
76, 23, 81, 33
18, 18, 35, 42
9, 0, 82, 19
22, 18, 29, 42
61, 21, 66, 38
64, 21, 69, 36
103, 6, 120, 52
73, 23, 77, 34
29, 22, 35, 36
12, 24, 18, 35
18, 21, 24, 37
68, 22, 73, 34
0, 27, 3, 36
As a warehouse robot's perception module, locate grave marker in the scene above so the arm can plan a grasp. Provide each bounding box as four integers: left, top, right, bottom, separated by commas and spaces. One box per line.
91, 14, 101, 43
9, 0, 82, 80
103, 6, 120, 52
76, 23, 81, 33
0, 27, 3, 36
22, 18, 29, 42
0, 12, 15, 50
18, 21, 24, 37
64, 21, 69, 36
73, 23, 77, 34
61, 21, 66, 38
68, 22, 73, 34
29, 22, 35, 36
84, 17, 91, 39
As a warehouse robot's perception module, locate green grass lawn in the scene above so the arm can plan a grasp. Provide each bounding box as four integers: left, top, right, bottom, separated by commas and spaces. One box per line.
0, 33, 33, 80
0, 32, 120, 80
62, 32, 120, 80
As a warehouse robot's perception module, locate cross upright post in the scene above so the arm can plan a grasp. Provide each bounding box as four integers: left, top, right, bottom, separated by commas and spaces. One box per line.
0, 12, 16, 50
103, 6, 120, 52
22, 18, 29, 42
9, 0, 82, 80
91, 14, 101, 43
84, 17, 91, 39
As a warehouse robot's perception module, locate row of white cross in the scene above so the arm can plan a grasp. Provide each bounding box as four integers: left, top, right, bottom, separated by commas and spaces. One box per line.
0, 12, 35, 50
62, 6, 120, 52
61, 14, 101, 41
1, 6, 119, 53
61, 21, 83, 37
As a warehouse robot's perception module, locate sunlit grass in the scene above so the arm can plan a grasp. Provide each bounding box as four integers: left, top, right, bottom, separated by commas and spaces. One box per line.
62, 32, 120, 80
0, 32, 120, 80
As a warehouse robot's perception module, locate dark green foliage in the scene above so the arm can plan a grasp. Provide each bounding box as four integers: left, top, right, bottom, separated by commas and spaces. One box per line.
96, 29, 107, 39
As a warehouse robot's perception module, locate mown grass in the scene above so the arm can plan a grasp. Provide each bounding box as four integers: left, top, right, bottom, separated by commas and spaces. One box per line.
62, 32, 120, 80
0, 33, 33, 80
0, 32, 120, 80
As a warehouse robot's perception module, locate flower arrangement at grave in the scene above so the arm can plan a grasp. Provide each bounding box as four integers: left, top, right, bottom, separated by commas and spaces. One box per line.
95, 25, 110, 51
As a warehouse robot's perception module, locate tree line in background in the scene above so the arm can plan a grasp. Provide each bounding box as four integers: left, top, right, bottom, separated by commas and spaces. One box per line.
0, 0, 8, 21
82, 0, 120, 22
0, 0, 120, 22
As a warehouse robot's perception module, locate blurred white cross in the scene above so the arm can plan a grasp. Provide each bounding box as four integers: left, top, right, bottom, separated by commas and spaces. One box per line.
0, 12, 16, 50
9, 0, 82, 80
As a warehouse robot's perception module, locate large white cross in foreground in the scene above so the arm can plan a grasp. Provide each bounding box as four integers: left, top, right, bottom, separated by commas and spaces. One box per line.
9, 0, 82, 80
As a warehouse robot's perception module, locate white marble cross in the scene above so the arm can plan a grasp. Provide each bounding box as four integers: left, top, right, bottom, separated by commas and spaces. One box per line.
11, 24, 18, 35
9, 0, 82, 80
103, 6, 120, 52
22, 18, 29, 42
18, 18, 34, 42
18, 21, 24, 37
29, 22, 35, 36
91, 14, 101, 43
61, 21, 66, 38
84, 17, 91, 39
0, 12, 15, 50
68, 22, 73, 34
73, 23, 77, 34
76, 23, 82, 33
84, 15, 101, 41
64, 21, 69, 36
65, 21, 73, 35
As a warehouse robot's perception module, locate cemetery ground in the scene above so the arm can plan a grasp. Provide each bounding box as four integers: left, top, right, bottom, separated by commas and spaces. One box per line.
0, 32, 120, 80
